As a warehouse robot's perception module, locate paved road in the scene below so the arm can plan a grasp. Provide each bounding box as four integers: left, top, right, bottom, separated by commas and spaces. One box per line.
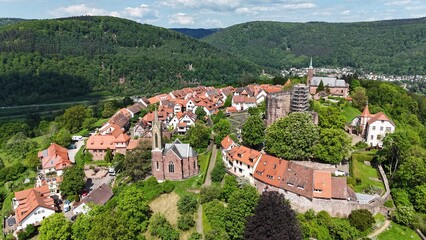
368, 219, 391, 239
67, 139, 85, 164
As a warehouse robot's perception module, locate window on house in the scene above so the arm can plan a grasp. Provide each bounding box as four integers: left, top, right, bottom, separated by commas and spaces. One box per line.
249, 158, 253, 163
380, 126, 384, 131
256, 171, 263, 175
372, 126, 376, 130
314, 189, 322, 192
237, 153, 242, 158
370, 135, 374, 140
168, 161, 174, 173
263, 161, 267, 166
386, 127, 392, 132
239, 168, 242, 173
267, 175, 274, 180
377, 135, 382, 140
156, 161, 159, 170
193, 161, 196, 169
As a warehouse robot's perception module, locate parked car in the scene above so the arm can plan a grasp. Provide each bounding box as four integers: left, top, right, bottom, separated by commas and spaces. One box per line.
334, 170, 349, 177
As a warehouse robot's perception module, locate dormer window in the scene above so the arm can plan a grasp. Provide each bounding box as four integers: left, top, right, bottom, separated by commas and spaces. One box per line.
237, 153, 242, 158
314, 189, 322, 193
263, 161, 267, 166
267, 175, 274, 180
249, 158, 254, 163
273, 164, 277, 169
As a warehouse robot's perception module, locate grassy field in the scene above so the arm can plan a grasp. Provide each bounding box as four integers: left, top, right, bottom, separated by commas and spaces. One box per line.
342, 105, 361, 123
351, 151, 385, 194
377, 222, 421, 240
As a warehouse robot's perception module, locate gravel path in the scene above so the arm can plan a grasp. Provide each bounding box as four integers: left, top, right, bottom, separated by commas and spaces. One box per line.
368, 219, 391, 239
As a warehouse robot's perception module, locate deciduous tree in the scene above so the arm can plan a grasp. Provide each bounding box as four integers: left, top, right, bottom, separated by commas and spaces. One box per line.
265, 112, 319, 160
187, 122, 210, 149
39, 213, 71, 240
352, 87, 368, 111
244, 191, 302, 240
242, 115, 265, 149
213, 119, 231, 145
60, 165, 85, 201
313, 128, 351, 164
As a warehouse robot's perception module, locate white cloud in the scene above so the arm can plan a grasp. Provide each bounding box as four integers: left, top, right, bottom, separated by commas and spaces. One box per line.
385, 0, 412, 6
406, 5, 426, 10
122, 4, 158, 18
50, 4, 119, 17
169, 13, 195, 25
161, 0, 241, 11
341, 10, 351, 15
203, 18, 224, 27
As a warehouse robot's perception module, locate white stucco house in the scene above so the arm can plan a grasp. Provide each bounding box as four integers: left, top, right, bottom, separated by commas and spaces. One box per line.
352, 104, 396, 147
232, 95, 257, 111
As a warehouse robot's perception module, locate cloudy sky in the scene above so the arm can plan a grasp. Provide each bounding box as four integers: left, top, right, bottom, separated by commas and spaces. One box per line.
1, 0, 425, 28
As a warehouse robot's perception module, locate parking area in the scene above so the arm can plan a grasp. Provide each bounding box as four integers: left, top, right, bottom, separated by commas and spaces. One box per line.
67, 138, 85, 164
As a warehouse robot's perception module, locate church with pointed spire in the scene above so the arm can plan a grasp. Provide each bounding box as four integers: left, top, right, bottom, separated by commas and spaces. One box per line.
151, 110, 199, 181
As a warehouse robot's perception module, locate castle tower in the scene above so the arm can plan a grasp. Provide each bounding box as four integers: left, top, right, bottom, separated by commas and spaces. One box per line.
359, 102, 372, 135
152, 109, 165, 180
307, 57, 314, 85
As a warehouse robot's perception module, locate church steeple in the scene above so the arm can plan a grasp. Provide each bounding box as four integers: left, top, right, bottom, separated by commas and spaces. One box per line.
309, 57, 313, 69
152, 109, 162, 150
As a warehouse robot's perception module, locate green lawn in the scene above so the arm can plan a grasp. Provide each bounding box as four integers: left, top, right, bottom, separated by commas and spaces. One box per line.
342, 105, 361, 123
92, 118, 109, 128
378, 222, 420, 240
202, 204, 212, 235
351, 152, 384, 194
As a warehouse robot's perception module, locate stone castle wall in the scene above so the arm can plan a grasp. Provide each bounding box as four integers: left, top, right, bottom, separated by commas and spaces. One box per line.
265, 91, 292, 126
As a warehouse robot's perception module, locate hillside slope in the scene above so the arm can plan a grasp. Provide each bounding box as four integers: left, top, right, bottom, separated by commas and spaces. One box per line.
0, 16, 262, 106
203, 18, 426, 74
171, 28, 221, 39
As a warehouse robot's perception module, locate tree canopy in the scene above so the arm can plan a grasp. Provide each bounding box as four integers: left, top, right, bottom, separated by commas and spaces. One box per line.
245, 191, 302, 240
265, 112, 319, 160
242, 115, 265, 149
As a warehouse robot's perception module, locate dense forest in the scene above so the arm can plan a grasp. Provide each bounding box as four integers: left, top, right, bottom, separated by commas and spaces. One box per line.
203, 18, 426, 74
171, 28, 221, 39
0, 16, 263, 106
0, 18, 26, 27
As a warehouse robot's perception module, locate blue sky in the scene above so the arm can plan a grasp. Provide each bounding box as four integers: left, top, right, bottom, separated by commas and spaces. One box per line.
1, 0, 425, 28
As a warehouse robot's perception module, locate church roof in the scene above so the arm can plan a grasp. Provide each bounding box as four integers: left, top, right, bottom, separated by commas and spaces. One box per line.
164, 139, 197, 158
310, 77, 347, 88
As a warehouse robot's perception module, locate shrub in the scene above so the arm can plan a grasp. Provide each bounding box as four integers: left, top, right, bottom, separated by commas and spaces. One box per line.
188, 232, 202, 240
346, 177, 356, 186
349, 209, 375, 231
177, 214, 195, 231
204, 199, 227, 230
384, 200, 394, 208
211, 159, 226, 183
162, 180, 174, 193
17, 224, 36, 240
205, 229, 229, 240
222, 175, 238, 202
354, 141, 368, 150
149, 214, 179, 240
200, 186, 222, 204
177, 195, 198, 214
393, 205, 415, 226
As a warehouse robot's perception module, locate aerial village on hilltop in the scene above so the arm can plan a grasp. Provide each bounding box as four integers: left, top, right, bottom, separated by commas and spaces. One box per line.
3, 61, 397, 238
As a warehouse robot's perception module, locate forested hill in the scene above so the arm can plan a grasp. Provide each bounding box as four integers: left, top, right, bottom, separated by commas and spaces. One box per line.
0, 16, 262, 106
203, 17, 426, 74
171, 28, 222, 39
0, 18, 27, 27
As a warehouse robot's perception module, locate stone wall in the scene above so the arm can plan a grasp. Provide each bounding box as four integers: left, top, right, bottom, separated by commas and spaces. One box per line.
253, 164, 391, 217
265, 91, 292, 126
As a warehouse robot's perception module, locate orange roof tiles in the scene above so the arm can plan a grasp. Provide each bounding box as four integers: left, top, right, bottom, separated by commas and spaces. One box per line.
14, 185, 56, 224
361, 104, 372, 117
39, 143, 72, 171
367, 112, 394, 126
86, 135, 117, 150
232, 95, 256, 104
254, 154, 288, 188
231, 146, 261, 167
226, 107, 238, 113
221, 135, 235, 150
313, 170, 332, 199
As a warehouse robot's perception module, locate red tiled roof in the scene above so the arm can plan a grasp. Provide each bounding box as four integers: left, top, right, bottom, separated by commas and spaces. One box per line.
367, 112, 394, 126
331, 177, 350, 200
14, 185, 56, 224
281, 161, 314, 199
226, 107, 238, 113
232, 95, 256, 104
39, 143, 72, 171
231, 146, 261, 167
221, 135, 234, 150
313, 170, 332, 199
361, 104, 372, 117
254, 154, 288, 188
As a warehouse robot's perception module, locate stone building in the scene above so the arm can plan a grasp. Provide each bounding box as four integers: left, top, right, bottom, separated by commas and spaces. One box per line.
265, 90, 292, 126
151, 110, 199, 181
265, 85, 310, 126
307, 58, 349, 97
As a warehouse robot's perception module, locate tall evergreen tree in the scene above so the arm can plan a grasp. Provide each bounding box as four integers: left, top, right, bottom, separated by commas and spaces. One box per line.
316, 80, 325, 93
